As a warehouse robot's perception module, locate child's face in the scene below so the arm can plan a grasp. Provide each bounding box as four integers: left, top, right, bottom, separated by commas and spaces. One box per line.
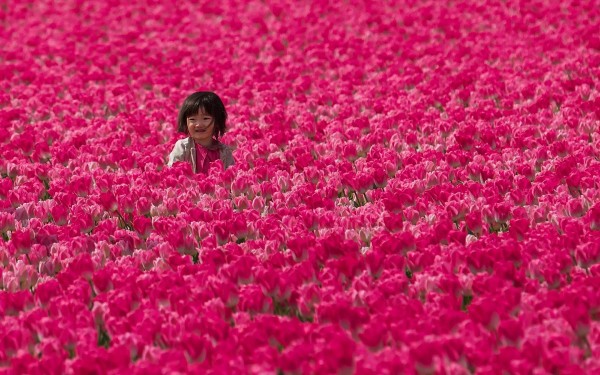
187, 108, 214, 144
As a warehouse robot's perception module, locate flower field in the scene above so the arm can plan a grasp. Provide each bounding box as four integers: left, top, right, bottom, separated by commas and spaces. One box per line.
1, 0, 600, 373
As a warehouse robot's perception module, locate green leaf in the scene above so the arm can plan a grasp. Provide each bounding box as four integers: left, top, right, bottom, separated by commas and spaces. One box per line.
462, 294, 473, 311
98, 326, 111, 348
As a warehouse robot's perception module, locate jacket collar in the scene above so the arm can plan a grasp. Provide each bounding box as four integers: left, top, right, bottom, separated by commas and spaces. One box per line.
185, 136, 223, 151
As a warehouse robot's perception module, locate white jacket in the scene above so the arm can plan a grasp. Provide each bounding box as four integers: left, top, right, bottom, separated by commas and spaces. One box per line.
168, 137, 234, 172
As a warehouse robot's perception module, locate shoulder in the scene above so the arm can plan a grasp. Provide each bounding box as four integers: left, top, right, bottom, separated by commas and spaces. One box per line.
218, 142, 235, 167
168, 137, 192, 165
218, 143, 234, 156
171, 137, 193, 151
219, 143, 233, 152
177, 137, 194, 147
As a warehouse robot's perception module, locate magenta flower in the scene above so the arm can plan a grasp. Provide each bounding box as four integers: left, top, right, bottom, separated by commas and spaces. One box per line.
1, 0, 599, 372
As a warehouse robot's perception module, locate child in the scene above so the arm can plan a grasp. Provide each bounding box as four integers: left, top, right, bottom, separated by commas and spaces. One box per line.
168, 91, 234, 173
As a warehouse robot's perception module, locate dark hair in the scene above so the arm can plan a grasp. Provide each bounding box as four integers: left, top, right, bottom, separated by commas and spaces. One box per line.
177, 91, 227, 139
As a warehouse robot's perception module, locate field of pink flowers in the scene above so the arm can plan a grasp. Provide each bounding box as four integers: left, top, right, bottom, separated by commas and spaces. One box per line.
1, 0, 600, 373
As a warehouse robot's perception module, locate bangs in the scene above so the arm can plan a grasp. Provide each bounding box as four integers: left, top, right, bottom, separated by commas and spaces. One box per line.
182, 96, 221, 118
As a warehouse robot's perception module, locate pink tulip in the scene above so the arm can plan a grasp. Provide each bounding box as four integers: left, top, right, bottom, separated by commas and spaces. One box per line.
10, 229, 33, 255
589, 203, 600, 231
575, 242, 600, 270
98, 191, 118, 213
0, 290, 34, 316
0, 212, 15, 235
1, 0, 599, 371
238, 286, 271, 313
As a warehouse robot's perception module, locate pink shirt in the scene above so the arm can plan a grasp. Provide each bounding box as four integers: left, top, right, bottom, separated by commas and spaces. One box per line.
195, 143, 221, 174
